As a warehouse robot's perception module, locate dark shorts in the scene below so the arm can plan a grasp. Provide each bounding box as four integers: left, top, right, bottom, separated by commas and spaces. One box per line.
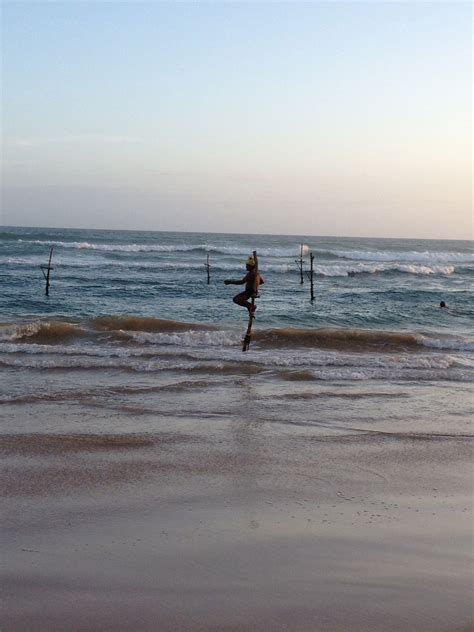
234, 290, 252, 302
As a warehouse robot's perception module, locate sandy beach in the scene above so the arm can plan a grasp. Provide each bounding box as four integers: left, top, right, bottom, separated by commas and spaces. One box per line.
2, 404, 472, 632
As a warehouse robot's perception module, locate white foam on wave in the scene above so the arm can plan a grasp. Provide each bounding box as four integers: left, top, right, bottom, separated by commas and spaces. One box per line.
1, 330, 473, 382
235, 349, 465, 371
417, 334, 474, 352
8, 245, 466, 277
0, 322, 42, 342
19, 239, 199, 253
314, 263, 456, 277
2, 338, 469, 371
0, 257, 40, 266
1, 255, 112, 269
0, 354, 227, 373
308, 367, 472, 382
328, 249, 473, 264
1, 349, 472, 382
0, 342, 160, 358
0, 256, 292, 272
18, 239, 311, 258
124, 329, 240, 347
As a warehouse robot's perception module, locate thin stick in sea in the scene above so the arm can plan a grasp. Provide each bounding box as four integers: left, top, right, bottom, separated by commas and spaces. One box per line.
40, 247, 54, 296
295, 243, 304, 284
204, 254, 211, 284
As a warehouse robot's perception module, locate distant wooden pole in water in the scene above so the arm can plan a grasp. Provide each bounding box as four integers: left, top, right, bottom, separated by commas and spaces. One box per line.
310, 252, 315, 301
204, 254, 211, 284
295, 243, 304, 284
242, 250, 259, 352
40, 247, 54, 296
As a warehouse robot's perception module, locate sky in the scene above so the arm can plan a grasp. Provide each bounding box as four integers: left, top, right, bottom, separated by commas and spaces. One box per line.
1, 1, 472, 239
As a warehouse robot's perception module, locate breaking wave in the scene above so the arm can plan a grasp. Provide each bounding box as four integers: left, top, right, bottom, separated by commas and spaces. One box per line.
255, 327, 418, 351
1, 318, 473, 353
3, 256, 467, 278
323, 249, 473, 264
0, 349, 472, 383
255, 327, 474, 353
18, 239, 309, 258
0, 321, 85, 344
19, 239, 201, 253
312, 263, 457, 277
1, 316, 472, 385
21, 240, 471, 264
90, 315, 216, 334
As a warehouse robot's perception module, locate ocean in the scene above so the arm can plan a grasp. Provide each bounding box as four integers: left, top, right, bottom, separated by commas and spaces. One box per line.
1, 225, 473, 435
1, 226, 473, 387
2, 226, 473, 631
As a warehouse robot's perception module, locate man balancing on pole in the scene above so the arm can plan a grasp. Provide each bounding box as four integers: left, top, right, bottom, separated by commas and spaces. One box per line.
224, 255, 264, 314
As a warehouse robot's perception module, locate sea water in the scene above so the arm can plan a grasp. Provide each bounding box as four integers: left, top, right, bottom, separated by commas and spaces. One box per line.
1, 226, 473, 437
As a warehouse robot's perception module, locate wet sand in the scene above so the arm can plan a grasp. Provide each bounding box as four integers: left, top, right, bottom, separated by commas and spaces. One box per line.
2, 416, 473, 632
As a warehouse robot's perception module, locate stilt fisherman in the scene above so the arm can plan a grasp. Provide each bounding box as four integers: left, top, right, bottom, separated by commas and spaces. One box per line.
224, 255, 264, 314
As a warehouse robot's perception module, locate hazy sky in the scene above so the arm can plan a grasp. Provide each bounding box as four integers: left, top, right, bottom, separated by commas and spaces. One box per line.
1, 1, 472, 238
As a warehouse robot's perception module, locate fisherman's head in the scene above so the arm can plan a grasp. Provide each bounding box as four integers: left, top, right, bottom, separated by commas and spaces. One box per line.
246, 256, 255, 270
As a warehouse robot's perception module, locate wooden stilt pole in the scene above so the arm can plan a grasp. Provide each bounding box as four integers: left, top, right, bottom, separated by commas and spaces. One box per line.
40, 247, 54, 296
300, 244, 304, 284
295, 243, 304, 284
310, 252, 315, 301
204, 254, 211, 284
242, 250, 259, 352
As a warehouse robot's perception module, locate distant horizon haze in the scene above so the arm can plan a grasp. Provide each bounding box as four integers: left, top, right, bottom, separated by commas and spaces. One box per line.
1, 222, 471, 244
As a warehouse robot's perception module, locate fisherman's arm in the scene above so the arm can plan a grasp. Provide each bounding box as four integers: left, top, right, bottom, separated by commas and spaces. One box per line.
224, 273, 249, 285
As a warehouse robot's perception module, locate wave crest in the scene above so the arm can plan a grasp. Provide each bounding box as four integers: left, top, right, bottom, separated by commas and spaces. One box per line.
90, 315, 215, 334
1, 318, 472, 353
313, 263, 456, 277
325, 249, 473, 264
256, 327, 420, 351
18, 239, 308, 258
0, 321, 84, 343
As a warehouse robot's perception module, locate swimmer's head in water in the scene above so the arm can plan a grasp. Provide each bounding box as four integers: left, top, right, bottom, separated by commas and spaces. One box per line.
440, 301, 446, 308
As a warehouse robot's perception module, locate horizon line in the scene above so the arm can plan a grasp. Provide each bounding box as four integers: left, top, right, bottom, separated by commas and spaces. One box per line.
2, 225, 471, 243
